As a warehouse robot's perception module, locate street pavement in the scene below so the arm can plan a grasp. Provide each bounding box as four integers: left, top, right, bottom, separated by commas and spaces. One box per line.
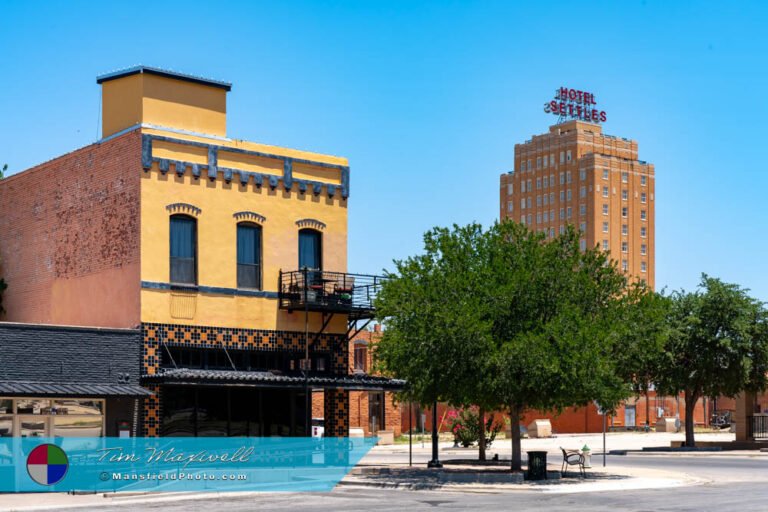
5, 432, 768, 512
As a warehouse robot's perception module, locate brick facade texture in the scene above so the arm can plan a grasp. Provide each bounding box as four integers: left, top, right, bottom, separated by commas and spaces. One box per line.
411, 394, 712, 436
313, 326, 402, 437
0, 131, 141, 328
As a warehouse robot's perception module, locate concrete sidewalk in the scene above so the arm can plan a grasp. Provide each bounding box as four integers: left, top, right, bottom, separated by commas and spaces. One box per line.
370, 431, 738, 459
339, 462, 702, 494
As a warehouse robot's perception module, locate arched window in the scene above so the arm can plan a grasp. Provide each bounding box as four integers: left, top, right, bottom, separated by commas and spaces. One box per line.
170, 215, 197, 284
298, 229, 322, 271
237, 222, 262, 289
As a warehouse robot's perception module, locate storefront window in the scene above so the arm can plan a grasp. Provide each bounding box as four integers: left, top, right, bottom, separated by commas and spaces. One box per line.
161, 387, 196, 437
197, 388, 229, 437
0, 416, 13, 437
0, 398, 105, 438
19, 418, 46, 437
54, 416, 103, 437
229, 388, 260, 437
52, 400, 103, 415
16, 399, 50, 415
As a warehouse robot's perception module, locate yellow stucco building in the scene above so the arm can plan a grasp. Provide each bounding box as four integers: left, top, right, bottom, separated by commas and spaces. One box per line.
0, 65, 400, 438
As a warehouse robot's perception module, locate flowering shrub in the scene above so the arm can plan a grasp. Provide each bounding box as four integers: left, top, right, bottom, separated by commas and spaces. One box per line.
448, 408, 503, 448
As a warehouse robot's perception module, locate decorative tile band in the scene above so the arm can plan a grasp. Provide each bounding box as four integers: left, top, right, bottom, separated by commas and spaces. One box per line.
141, 322, 348, 376
141, 134, 350, 198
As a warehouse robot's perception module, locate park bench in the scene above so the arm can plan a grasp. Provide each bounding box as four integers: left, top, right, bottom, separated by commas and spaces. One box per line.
560, 447, 586, 477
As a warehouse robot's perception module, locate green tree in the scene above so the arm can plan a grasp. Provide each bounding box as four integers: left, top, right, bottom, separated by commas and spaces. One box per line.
613, 287, 672, 428
486, 222, 635, 470
375, 221, 646, 470
373, 223, 497, 460
654, 275, 768, 447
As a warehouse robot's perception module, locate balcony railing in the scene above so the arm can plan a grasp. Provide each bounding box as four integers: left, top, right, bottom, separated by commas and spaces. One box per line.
278, 270, 384, 320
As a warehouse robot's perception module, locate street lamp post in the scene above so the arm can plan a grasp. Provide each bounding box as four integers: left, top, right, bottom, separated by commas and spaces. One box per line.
427, 401, 442, 468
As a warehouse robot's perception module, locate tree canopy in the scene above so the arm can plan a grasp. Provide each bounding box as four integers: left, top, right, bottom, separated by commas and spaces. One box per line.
374, 221, 659, 470
654, 275, 768, 446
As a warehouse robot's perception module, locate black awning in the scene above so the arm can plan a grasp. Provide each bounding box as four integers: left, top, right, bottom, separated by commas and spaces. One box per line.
142, 368, 406, 392
0, 381, 154, 397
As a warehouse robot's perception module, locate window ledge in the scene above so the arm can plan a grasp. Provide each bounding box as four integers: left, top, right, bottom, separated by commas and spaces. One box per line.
169, 283, 199, 292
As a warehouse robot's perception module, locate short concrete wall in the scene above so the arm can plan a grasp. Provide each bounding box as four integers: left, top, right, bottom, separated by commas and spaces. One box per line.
527, 419, 552, 438
376, 430, 395, 445
655, 417, 679, 432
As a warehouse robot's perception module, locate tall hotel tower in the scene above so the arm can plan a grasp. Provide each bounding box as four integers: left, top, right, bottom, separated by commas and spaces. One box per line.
499, 119, 655, 288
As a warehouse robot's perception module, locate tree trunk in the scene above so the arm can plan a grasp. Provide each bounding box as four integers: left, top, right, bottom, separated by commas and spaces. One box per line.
510, 404, 522, 472
478, 407, 486, 461
684, 391, 698, 447
645, 388, 650, 430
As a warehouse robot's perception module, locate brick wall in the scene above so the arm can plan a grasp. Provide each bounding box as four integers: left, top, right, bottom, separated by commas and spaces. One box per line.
349, 325, 380, 373
0, 131, 141, 327
316, 391, 401, 437
405, 393, 712, 436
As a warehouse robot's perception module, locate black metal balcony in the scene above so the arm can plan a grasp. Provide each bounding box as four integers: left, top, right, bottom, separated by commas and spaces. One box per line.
278, 270, 384, 321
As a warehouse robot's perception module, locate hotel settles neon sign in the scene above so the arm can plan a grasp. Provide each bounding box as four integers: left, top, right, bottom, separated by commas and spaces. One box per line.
544, 87, 607, 124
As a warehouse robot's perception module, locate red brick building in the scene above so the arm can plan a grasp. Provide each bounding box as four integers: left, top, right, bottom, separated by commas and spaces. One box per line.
313, 325, 402, 437
407, 393, 713, 436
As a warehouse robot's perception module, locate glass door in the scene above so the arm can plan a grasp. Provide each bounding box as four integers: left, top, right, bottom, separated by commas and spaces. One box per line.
625, 406, 636, 428
368, 392, 385, 434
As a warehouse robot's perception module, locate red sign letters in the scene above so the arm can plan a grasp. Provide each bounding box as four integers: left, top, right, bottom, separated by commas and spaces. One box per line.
544, 87, 607, 123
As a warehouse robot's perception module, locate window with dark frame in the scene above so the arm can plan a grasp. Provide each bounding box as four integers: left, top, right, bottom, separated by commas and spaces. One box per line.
298, 229, 322, 270
170, 215, 197, 285
237, 223, 262, 289
368, 391, 385, 433
353, 344, 367, 373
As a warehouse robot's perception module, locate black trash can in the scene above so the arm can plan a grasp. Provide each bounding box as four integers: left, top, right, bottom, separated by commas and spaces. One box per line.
526, 450, 548, 480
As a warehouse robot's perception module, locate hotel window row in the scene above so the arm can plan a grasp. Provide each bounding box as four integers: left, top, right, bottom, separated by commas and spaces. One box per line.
600, 168, 649, 187
519, 150, 576, 172
169, 215, 322, 288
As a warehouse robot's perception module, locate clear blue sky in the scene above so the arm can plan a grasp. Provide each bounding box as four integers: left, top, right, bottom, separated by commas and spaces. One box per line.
2, 1, 767, 299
